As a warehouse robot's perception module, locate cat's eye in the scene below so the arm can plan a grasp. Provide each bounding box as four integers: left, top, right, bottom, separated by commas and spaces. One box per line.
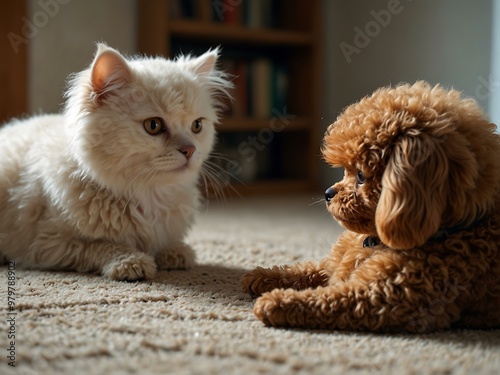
357, 171, 366, 185
143, 117, 165, 135
191, 118, 203, 134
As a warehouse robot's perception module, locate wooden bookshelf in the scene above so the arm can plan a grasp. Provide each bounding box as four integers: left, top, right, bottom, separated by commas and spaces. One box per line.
169, 20, 313, 45
0, 1, 27, 124
137, 0, 322, 196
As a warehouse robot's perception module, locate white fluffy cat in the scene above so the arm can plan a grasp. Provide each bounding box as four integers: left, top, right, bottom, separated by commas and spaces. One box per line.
0, 43, 231, 280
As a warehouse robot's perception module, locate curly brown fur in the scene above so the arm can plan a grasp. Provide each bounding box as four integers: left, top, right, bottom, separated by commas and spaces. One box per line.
242, 81, 500, 332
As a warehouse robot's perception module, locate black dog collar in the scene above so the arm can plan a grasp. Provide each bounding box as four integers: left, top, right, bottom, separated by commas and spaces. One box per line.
362, 219, 483, 248
431, 219, 482, 242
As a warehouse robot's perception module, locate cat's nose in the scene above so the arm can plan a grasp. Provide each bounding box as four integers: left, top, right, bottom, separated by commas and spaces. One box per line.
178, 145, 196, 160
324, 187, 337, 203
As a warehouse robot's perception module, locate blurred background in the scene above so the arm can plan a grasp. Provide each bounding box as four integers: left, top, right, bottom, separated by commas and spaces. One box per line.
1, 0, 499, 195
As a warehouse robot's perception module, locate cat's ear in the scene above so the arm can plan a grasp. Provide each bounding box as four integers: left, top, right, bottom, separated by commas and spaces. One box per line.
186, 49, 219, 76
91, 43, 131, 101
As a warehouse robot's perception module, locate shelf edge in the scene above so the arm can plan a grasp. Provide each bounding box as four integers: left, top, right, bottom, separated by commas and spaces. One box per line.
169, 20, 313, 46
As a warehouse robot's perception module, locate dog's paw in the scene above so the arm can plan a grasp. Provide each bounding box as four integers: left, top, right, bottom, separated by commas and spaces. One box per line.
241, 267, 272, 298
254, 288, 319, 328
155, 244, 195, 270
253, 290, 289, 327
103, 253, 157, 281
241, 266, 289, 298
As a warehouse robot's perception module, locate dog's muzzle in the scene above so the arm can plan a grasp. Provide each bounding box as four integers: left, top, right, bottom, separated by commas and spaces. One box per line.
325, 187, 336, 203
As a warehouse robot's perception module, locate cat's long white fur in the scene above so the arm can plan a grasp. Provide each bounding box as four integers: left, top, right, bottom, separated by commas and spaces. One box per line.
0, 43, 232, 280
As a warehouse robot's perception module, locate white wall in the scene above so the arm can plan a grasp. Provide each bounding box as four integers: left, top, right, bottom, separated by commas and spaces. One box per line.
28, 0, 136, 113
320, 0, 494, 187
490, 0, 500, 125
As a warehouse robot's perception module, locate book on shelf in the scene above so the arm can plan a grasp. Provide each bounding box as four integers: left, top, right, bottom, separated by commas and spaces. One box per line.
221, 58, 289, 120
232, 60, 249, 117
244, 0, 275, 28
250, 58, 271, 118
271, 62, 288, 114
170, 0, 276, 28
215, 0, 244, 24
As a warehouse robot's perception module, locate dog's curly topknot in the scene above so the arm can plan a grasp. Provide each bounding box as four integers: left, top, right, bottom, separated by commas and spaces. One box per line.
243, 81, 500, 332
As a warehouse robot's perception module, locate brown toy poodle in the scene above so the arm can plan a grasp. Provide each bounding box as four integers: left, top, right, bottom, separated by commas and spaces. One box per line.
242, 81, 500, 332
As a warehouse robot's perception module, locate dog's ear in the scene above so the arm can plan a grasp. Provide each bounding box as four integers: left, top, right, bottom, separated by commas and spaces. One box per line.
375, 133, 449, 249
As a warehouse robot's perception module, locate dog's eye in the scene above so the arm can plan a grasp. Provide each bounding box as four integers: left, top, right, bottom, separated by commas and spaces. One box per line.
357, 171, 366, 185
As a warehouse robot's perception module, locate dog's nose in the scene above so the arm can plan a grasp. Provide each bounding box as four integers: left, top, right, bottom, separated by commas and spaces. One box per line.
325, 187, 337, 202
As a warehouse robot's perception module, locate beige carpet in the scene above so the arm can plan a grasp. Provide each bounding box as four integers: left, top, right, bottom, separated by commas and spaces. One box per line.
1, 194, 499, 375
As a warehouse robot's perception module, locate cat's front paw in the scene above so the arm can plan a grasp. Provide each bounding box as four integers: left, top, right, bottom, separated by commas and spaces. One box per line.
103, 253, 157, 281
155, 244, 195, 270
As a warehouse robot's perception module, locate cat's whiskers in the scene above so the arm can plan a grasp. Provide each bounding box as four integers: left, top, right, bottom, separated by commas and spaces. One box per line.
200, 156, 244, 200
204, 152, 249, 187
208, 152, 239, 164
203, 153, 243, 194
200, 163, 228, 201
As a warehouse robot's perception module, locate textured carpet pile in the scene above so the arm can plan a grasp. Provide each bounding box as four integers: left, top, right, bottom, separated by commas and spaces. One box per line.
1, 195, 499, 374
